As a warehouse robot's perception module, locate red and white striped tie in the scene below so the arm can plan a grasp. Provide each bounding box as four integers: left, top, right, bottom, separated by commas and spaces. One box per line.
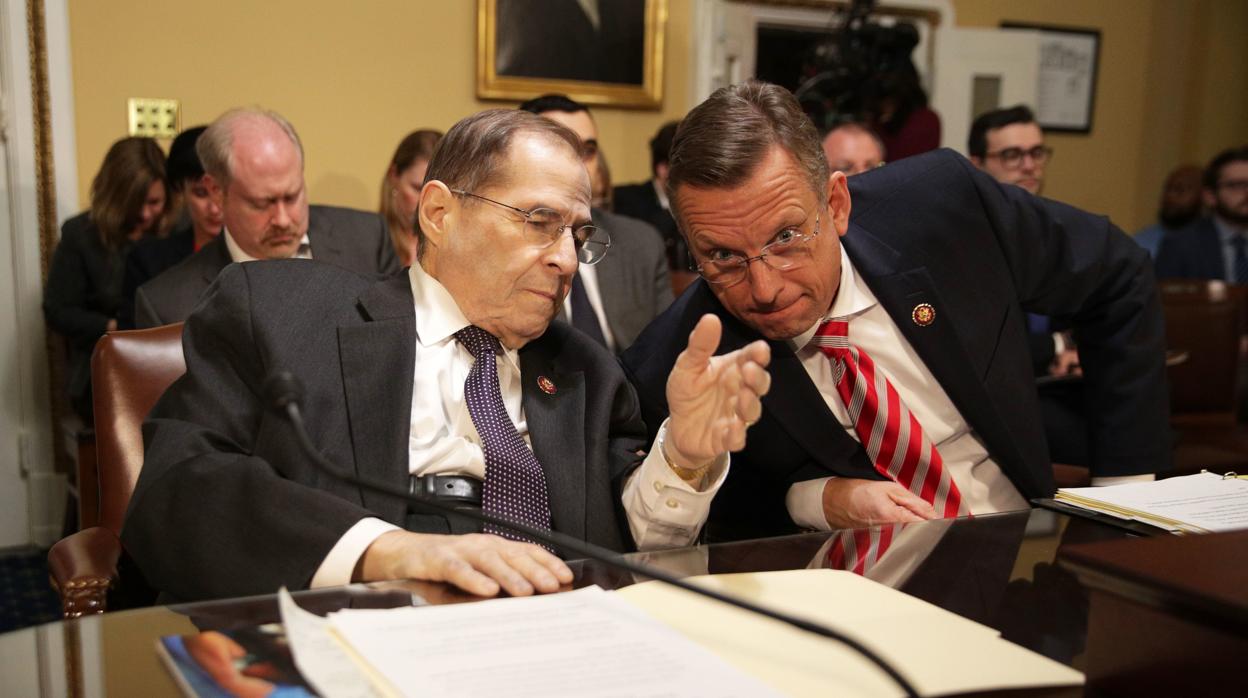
812, 318, 966, 519
824, 525, 902, 575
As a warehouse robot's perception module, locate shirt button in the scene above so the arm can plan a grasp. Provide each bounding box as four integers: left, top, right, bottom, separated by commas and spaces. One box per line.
665, 498, 679, 509
653, 481, 663, 493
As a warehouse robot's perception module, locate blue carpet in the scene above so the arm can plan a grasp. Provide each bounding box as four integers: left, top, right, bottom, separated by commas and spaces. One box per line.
0, 548, 63, 633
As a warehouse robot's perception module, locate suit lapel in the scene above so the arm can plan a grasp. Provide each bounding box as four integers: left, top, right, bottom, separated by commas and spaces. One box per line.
519, 344, 587, 541
200, 236, 233, 286
306, 207, 344, 262
710, 298, 867, 474
593, 256, 626, 341
1199, 219, 1227, 279
589, 209, 626, 341
338, 274, 415, 523
845, 223, 1027, 477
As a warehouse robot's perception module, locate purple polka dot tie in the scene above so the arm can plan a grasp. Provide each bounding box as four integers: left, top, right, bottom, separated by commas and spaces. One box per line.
455, 326, 553, 545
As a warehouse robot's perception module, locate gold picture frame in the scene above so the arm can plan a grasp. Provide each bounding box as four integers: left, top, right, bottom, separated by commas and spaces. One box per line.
477, 0, 666, 109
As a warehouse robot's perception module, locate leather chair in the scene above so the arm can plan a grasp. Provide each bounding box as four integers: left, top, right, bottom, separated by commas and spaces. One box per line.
47, 323, 185, 617
1158, 280, 1248, 473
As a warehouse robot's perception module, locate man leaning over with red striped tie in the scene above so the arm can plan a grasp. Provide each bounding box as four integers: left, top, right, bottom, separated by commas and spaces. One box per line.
622, 81, 1169, 544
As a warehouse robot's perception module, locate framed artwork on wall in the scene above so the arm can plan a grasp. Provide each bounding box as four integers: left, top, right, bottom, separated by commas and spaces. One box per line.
477, 0, 666, 108
1002, 22, 1101, 134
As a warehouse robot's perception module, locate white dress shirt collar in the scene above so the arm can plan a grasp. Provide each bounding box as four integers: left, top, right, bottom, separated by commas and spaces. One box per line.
1214, 214, 1248, 241
652, 178, 670, 212
789, 242, 876, 351
408, 261, 520, 371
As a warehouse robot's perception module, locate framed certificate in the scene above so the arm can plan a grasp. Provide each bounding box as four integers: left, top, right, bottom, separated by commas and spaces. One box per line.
1003, 22, 1101, 133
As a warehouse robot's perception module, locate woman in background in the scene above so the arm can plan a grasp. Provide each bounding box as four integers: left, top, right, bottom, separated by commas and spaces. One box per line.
44, 136, 167, 420
380, 129, 442, 267
119, 126, 221, 328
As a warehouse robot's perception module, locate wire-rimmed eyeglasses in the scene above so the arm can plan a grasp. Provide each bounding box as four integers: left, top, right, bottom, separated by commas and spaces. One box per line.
695, 212, 821, 285
451, 189, 611, 265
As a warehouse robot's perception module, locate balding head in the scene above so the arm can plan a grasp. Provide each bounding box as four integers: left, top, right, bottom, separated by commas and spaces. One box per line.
198, 108, 304, 189
821, 123, 885, 175
199, 108, 309, 259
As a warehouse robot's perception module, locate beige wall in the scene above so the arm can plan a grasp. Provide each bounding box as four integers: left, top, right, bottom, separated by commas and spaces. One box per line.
67, 0, 692, 212
954, 0, 1248, 231
67, 1, 1247, 232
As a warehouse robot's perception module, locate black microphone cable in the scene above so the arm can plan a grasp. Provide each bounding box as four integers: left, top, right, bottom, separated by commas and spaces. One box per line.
264, 372, 920, 698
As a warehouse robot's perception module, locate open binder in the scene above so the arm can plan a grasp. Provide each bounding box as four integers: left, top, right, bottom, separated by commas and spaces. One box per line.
1039, 471, 1248, 535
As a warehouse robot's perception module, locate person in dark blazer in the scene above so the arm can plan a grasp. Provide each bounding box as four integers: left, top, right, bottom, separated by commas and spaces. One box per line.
132, 108, 398, 329
1156, 146, 1248, 282
119, 126, 222, 329
613, 121, 690, 270
587, 208, 673, 350
622, 82, 1169, 542
44, 137, 168, 420
519, 95, 672, 353
135, 205, 396, 328
123, 109, 770, 602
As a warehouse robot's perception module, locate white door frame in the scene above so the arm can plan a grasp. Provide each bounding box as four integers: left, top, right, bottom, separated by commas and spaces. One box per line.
0, 0, 79, 547
930, 26, 1040, 154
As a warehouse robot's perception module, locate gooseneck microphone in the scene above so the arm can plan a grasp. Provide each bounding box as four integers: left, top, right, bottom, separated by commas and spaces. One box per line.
264, 371, 919, 698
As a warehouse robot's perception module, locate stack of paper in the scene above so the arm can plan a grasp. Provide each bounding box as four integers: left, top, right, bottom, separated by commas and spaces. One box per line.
1055, 472, 1248, 534
280, 569, 1084, 698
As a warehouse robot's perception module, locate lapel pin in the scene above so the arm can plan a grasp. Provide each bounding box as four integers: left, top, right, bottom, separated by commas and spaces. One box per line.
912, 303, 936, 327
537, 376, 557, 394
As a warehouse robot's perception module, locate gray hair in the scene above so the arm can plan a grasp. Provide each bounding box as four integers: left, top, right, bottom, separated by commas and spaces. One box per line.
196, 107, 304, 189
415, 108, 582, 259
667, 80, 828, 223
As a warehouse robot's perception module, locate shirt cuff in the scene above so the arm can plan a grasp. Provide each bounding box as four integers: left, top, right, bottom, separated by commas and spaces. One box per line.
1091, 473, 1156, 486
309, 517, 402, 589
786, 477, 834, 531
621, 418, 728, 550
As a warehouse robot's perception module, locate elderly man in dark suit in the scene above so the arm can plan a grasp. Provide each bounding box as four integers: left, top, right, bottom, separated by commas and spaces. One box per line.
519, 95, 672, 353
133, 108, 398, 328
623, 81, 1169, 543
123, 109, 770, 602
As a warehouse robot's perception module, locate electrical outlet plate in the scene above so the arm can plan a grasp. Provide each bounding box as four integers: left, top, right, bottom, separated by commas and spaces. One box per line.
127, 97, 180, 138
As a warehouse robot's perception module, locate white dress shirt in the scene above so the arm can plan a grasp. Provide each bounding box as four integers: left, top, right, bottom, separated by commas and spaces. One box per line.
562, 264, 617, 352
652, 178, 671, 211
784, 245, 1029, 530
311, 263, 725, 587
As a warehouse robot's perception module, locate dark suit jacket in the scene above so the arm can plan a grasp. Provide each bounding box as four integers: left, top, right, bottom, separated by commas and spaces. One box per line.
584, 208, 672, 352
122, 261, 646, 601
43, 212, 132, 418
119, 224, 196, 329
133, 205, 399, 328
612, 180, 689, 269
622, 149, 1170, 541
1155, 217, 1226, 280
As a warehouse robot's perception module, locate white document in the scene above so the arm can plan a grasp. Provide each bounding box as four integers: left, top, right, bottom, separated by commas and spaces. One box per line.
278, 588, 385, 698
327, 585, 783, 698
1057, 472, 1248, 533
617, 569, 1084, 698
